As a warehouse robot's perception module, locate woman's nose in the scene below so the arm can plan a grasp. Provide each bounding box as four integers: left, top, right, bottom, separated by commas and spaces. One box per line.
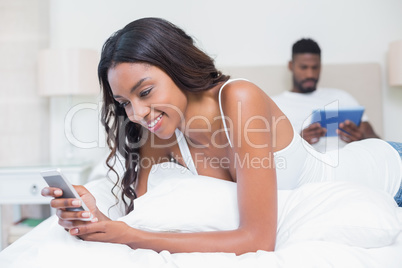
130, 102, 149, 123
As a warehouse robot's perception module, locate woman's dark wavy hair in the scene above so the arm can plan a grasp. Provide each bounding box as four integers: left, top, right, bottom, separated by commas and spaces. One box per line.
98, 17, 230, 214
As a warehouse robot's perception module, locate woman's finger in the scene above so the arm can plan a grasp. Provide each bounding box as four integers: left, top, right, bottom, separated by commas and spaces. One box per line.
69, 221, 104, 236
41, 187, 63, 197
50, 198, 83, 209
58, 218, 88, 229
56, 209, 93, 221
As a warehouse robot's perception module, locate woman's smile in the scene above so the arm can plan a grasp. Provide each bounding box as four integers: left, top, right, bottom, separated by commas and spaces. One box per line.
147, 113, 164, 132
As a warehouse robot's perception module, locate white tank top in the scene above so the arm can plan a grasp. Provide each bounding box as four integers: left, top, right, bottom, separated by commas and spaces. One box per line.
175, 128, 198, 176
174, 79, 402, 195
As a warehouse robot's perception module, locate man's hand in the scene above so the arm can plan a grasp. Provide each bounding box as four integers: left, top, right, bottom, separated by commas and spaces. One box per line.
301, 123, 327, 144
337, 120, 379, 143
336, 120, 362, 143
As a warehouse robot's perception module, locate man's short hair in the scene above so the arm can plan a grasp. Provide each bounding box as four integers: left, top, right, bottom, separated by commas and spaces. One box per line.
292, 38, 321, 58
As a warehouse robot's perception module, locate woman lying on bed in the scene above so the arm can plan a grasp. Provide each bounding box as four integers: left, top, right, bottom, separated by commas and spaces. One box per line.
41, 17, 402, 255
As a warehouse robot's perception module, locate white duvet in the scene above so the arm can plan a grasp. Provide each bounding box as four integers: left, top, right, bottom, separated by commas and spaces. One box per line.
1, 163, 401, 268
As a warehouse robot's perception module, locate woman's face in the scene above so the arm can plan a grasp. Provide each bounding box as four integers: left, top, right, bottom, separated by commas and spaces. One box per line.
108, 62, 188, 139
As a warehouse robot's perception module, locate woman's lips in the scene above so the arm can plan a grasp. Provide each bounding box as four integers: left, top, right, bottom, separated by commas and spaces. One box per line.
147, 113, 163, 131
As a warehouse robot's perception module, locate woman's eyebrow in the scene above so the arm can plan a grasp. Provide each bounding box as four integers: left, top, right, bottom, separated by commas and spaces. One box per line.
113, 77, 150, 99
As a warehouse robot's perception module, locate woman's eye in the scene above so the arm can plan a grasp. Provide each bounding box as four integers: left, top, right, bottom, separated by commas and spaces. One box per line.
119, 101, 129, 108
140, 88, 152, 97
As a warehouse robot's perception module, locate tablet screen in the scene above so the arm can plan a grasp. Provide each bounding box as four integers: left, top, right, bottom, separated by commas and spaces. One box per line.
310, 106, 365, 137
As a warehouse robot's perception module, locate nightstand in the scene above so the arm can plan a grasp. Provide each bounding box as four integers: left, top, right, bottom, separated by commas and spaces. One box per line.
0, 162, 92, 250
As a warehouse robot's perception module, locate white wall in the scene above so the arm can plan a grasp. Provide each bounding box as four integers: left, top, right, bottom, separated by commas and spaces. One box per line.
48, 0, 402, 161
0, 0, 50, 166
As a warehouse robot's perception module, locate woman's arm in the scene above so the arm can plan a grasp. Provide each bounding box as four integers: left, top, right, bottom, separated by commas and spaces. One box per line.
69, 81, 280, 254
217, 80, 278, 252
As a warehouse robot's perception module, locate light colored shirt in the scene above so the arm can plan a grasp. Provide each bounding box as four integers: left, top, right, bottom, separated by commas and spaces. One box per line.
272, 88, 368, 152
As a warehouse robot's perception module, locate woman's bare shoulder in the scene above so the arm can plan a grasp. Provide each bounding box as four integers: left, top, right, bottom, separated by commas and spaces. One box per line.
220, 80, 268, 102
219, 80, 271, 112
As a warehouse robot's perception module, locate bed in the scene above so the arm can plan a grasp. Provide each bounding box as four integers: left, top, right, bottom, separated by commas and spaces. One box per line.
0, 167, 401, 268
0, 63, 401, 268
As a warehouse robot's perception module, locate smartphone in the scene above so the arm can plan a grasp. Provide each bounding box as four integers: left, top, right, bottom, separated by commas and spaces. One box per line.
40, 169, 93, 221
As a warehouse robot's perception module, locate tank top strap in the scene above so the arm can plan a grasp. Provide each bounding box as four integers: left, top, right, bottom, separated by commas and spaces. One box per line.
174, 129, 198, 175
218, 78, 249, 148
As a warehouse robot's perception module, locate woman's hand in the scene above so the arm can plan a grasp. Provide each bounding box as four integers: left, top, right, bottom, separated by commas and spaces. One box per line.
41, 185, 105, 232
67, 221, 136, 246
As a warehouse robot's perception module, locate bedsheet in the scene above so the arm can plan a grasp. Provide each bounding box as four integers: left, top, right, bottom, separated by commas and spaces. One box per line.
1, 177, 401, 268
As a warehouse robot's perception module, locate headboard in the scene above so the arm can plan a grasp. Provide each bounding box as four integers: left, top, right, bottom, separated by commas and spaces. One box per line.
220, 63, 383, 136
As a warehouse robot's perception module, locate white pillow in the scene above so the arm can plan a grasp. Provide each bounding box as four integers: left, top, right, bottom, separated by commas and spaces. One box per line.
118, 170, 401, 248
119, 174, 240, 232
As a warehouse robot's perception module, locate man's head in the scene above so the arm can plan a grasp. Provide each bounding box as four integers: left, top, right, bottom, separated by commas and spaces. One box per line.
289, 38, 321, 93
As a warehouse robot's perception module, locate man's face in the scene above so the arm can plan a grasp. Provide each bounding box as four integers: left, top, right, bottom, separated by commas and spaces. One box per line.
289, 53, 321, 93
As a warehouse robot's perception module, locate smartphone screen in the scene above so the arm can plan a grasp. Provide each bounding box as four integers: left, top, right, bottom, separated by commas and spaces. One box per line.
41, 169, 92, 220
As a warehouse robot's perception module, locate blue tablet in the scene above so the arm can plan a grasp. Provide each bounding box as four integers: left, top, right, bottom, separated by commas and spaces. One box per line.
310, 106, 365, 137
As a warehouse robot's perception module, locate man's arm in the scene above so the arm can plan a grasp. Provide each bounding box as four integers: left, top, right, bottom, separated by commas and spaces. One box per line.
359, 121, 380, 139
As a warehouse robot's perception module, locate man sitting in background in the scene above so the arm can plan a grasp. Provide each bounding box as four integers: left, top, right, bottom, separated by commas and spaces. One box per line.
272, 38, 379, 152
